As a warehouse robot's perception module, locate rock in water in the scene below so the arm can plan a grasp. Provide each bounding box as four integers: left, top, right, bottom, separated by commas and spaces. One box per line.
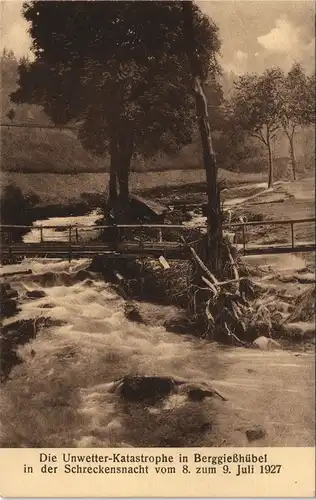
0, 282, 19, 318
252, 336, 281, 350
124, 302, 147, 324
186, 387, 214, 402
118, 376, 177, 403
25, 290, 46, 299
0, 282, 18, 301
0, 299, 18, 318
164, 310, 192, 334
246, 426, 266, 442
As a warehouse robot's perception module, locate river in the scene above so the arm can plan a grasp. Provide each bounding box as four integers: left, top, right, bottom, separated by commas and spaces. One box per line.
0, 197, 315, 448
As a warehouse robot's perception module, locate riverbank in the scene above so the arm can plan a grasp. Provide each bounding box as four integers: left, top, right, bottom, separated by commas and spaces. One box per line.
1, 169, 264, 206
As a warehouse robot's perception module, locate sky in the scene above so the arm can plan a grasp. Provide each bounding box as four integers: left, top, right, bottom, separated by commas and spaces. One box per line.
1, 0, 315, 75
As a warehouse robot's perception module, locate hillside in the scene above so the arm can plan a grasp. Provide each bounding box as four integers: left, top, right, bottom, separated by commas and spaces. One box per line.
1, 51, 205, 174
1, 50, 314, 176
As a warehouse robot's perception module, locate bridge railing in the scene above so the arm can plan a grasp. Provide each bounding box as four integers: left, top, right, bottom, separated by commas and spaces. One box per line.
0, 218, 315, 257
0, 223, 206, 249
226, 217, 315, 254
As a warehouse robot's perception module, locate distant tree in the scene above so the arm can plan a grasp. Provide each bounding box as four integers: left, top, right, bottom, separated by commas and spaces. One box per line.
11, 1, 221, 215
1, 48, 16, 60
211, 98, 265, 172
279, 63, 315, 180
1, 48, 18, 89
231, 69, 284, 187
6, 108, 15, 121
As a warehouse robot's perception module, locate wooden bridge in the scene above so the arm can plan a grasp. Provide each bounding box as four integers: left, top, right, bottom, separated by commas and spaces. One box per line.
0, 218, 315, 262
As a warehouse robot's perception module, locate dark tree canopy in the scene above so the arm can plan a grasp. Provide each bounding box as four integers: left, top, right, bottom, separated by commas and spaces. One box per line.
12, 1, 222, 208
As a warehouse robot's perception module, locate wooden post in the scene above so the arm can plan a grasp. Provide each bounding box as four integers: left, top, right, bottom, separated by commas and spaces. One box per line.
40, 225, 44, 243
68, 226, 72, 262
139, 230, 143, 255
8, 229, 12, 258
117, 226, 121, 252
158, 227, 163, 243
242, 225, 246, 254
75, 227, 79, 243
291, 222, 295, 248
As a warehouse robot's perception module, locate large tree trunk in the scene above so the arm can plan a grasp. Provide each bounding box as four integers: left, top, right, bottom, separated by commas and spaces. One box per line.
108, 165, 118, 207
117, 132, 133, 206
117, 158, 130, 205
288, 134, 297, 181
107, 137, 119, 210
182, 1, 222, 273
195, 78, 222, 270
267, 140, 273, 188
116, 145, 133, 220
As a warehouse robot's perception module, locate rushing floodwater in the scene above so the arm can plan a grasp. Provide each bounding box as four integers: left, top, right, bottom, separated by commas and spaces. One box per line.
23, 209, 102, 244
1, 255, 314, 446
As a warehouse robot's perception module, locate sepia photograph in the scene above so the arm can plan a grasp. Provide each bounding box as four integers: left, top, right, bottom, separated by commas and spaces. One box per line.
0, 0, 315, 453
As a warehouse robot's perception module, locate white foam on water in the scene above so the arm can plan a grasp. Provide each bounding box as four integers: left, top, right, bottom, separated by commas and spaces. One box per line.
23, 209, 102, 243
1, 253, 314, 448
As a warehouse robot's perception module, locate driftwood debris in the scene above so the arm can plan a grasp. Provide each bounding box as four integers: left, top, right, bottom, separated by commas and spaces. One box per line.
0, 269, 32, 278
227, 247, 240, 293
158, 255, 170, 270
180, 234, 273, 344
181, 236, 244, 295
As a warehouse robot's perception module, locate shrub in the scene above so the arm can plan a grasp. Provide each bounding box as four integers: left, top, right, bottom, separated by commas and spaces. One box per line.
0, 184, 40, 242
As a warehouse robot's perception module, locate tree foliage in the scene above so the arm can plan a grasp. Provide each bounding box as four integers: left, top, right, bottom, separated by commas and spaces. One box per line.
1, 49, 19, 118
229, 64, 314, 184
12, 1, 222, 210
279, 62, 315, 180
231, 68, 284, 186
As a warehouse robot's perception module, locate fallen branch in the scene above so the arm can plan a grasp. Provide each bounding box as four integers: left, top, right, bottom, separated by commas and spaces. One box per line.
218, 277, 247, 286
227, 247, 240, 294
224, 321, 248, 347
205, 298, 215, 323
180, 236, 219, 287
212, 388, 229, 402
201, 276, 219, 297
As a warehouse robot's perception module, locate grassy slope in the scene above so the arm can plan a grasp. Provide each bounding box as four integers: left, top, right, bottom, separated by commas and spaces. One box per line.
0, 169, 265, 205
1, 127, 106, 173
2, 123, 314, 174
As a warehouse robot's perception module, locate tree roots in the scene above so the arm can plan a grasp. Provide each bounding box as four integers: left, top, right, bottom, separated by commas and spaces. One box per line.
184, 235, 273, 344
